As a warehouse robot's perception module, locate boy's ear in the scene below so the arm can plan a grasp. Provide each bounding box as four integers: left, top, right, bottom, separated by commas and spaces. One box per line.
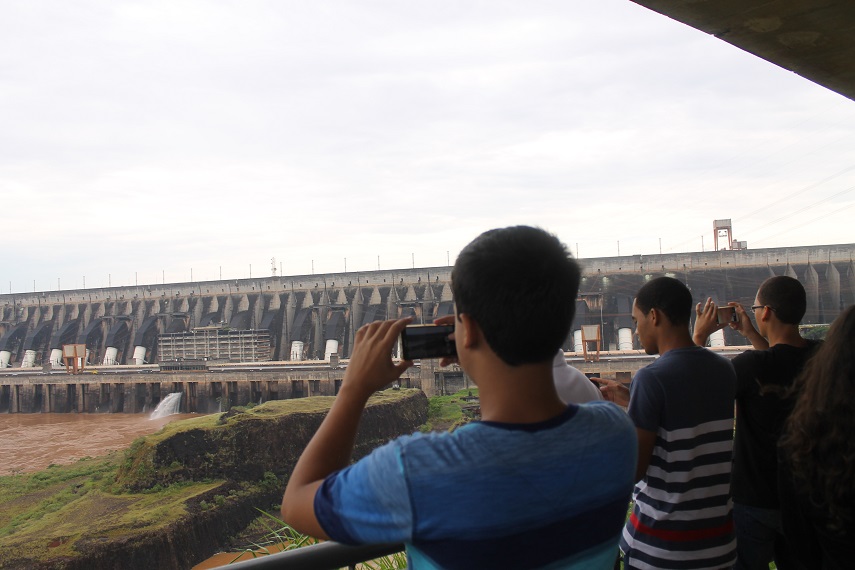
458, 313, 481, 349
649, 307, 660, 326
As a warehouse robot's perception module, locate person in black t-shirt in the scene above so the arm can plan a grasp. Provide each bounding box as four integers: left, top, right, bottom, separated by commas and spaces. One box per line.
693, 276, 820, 570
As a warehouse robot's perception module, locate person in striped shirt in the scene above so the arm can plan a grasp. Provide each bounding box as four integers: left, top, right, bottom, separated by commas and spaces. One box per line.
619, 277, 737, 569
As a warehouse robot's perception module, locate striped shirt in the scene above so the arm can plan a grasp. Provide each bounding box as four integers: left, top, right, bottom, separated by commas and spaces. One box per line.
621, 346, 737, 570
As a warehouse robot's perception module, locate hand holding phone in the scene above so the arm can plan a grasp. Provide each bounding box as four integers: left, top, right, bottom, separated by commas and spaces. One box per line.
716, 306, 738, 325
400, 324, 456, 360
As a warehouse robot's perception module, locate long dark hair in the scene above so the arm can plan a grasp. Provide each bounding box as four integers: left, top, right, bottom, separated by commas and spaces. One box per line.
780, 305, 855, 532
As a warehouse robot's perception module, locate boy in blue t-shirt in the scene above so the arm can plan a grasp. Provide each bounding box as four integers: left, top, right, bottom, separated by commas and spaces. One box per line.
281, 226, 638, 569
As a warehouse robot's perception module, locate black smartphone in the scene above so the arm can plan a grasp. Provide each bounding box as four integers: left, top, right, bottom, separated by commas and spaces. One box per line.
400, 324, 456, 360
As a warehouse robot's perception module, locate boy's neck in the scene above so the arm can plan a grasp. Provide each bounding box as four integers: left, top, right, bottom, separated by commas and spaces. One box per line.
475, 361, 567, 424
766, 323, 807, 348
656, 330, 696, 356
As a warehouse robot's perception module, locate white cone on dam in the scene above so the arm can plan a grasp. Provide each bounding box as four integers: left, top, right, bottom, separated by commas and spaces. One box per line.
132, 346, 147, 365
21, 350, 36, 368
102, 347, 119, 366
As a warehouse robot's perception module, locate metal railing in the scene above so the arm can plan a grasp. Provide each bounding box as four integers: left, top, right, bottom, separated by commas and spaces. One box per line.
217, 541, 406, 570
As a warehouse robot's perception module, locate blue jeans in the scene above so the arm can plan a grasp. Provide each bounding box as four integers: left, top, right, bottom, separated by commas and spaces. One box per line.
733, 503, 795, 570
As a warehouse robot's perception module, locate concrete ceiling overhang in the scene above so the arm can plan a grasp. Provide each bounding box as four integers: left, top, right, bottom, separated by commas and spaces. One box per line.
630, 0, 855, 102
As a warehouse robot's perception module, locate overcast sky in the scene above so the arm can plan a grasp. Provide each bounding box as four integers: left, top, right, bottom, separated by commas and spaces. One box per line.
3, 0, 855, 293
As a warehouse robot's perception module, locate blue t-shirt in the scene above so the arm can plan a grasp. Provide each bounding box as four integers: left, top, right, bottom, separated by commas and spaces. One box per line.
621, 346, 737, 570
315, 401, 637, 569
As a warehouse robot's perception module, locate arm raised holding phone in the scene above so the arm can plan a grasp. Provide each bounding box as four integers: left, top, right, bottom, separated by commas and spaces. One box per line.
693, 297, 769, 350
281, 317, 414, 538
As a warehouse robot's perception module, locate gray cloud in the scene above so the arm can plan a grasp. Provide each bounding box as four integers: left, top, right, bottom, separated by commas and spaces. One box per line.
2, 0, 855, 292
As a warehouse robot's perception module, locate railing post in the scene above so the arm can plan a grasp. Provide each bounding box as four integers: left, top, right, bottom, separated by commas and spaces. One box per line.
218, 541, 405, 570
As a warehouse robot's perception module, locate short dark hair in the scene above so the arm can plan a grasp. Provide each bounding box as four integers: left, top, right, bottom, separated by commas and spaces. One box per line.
757, 276, 806, 325
451, 226, 581, 366
635, 276, 692, 326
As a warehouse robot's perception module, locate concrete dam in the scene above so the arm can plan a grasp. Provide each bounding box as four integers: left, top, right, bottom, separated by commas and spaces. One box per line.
1, 242, 853, 413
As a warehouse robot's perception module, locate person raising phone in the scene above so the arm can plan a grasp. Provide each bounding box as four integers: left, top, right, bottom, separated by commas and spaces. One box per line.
281, 225, 637, 570
693, 276, 821, 570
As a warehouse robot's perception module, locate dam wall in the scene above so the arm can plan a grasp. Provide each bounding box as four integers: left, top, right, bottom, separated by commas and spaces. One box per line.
0, 243, 852, 374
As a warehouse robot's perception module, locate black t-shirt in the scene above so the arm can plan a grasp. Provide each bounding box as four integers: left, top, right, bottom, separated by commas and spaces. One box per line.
730, 341, 820, 507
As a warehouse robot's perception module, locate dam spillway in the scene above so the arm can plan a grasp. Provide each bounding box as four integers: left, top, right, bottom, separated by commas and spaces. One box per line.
0, 242, 853, 411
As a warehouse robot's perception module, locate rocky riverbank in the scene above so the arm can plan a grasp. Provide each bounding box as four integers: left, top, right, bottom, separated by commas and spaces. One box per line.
0, 389, 428, 569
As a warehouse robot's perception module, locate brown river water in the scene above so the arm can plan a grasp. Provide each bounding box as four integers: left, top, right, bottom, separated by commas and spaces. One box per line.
0, 412, 199, 476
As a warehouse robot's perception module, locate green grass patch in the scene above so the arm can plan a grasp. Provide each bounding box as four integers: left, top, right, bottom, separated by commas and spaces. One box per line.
800, 324, 829, 340
0, 455, 225, 565
0, 455, 120, 533
422, 388, 479, 432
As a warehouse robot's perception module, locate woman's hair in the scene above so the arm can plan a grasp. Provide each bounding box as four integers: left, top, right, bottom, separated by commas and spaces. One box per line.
781, 305, 855, 532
